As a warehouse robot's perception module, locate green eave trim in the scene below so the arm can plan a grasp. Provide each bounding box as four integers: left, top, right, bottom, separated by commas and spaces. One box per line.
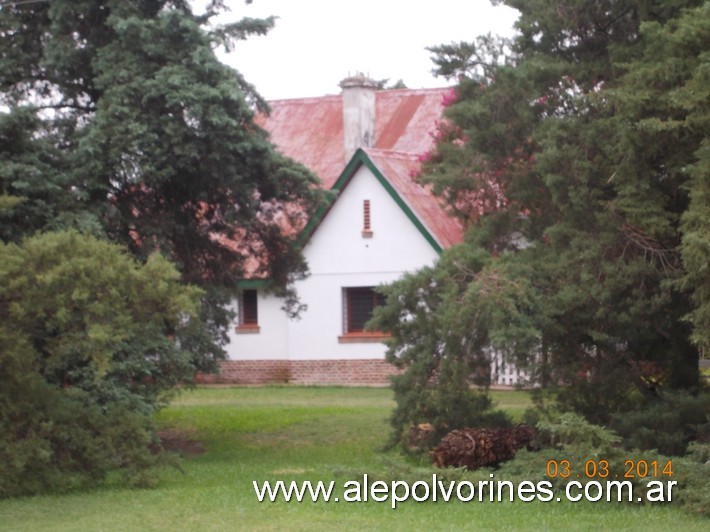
237, 279, 269, 289
297, 149, 443, 254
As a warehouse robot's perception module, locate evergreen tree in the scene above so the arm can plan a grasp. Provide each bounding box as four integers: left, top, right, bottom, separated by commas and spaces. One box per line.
0, 0, 322, 362
374, 0, 708, 440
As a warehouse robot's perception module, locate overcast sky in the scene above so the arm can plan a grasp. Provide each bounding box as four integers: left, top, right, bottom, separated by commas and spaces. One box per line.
208, 0, 520, 100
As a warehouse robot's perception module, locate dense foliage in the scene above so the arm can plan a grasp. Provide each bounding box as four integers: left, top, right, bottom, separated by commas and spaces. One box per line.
0, 0, 322, 359
0, 0, 323, 494
0, 231, 203, 496
373, 0, 709, 444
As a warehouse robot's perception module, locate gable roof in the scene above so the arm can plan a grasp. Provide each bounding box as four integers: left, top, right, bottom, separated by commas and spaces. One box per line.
257, 86, 465, 252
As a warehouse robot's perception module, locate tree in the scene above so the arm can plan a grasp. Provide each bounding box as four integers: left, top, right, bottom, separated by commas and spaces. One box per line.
0, 231, 203, 496
0, 0, 323, 362
374, 0, 707, 442
667, 4, 710, 355
372, 245, 532, 446
0, 109, 71, 240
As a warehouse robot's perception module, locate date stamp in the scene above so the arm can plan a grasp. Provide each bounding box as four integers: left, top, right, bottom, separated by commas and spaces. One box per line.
546, 459, 673, 479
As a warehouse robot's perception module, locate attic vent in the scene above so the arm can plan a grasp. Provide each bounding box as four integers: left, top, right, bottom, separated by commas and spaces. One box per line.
362, 199, 373, 238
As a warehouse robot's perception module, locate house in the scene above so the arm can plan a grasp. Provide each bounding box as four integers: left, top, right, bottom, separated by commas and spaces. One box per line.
214, 75, 514, 386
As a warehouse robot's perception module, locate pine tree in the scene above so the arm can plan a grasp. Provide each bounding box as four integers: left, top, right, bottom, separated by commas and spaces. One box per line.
374, 0, 708, 441
0, 0, 322, 361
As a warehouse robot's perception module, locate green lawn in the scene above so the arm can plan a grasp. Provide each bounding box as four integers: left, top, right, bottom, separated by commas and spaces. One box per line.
0, 387, 706, 531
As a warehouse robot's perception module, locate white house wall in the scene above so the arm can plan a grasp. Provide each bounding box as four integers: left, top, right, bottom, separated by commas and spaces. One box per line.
226, 293, 289, 360
225, 164, 440, 362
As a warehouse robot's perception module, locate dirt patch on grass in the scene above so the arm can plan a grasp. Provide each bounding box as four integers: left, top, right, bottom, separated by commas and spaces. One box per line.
155, 429, 205, 456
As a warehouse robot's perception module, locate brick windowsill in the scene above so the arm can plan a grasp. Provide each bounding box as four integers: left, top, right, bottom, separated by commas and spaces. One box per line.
235, 324, 261, 334
338, 332, 391, 344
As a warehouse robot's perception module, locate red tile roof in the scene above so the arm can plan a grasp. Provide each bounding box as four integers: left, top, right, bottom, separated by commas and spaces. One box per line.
257, 87, 464, 250
256, 95, 344, 189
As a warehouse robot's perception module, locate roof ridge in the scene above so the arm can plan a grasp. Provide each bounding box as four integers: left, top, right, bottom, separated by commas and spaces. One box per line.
266, 86, 452, 105
376, 86, 452, 95
364, 148, 421, 160
266, 94, 342, 105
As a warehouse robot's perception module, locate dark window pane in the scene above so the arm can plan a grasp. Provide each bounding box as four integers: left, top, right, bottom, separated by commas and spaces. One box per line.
242, 289, 258, 325
346, 287, 383, 332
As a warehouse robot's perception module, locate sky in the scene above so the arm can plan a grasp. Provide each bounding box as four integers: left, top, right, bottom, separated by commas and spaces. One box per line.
207, 0, 520, 101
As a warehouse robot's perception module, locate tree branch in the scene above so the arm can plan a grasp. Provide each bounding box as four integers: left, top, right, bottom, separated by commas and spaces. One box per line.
33, 103, 96, 113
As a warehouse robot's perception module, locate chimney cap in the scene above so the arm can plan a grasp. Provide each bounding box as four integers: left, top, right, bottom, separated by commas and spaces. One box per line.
339, 73, 379, 90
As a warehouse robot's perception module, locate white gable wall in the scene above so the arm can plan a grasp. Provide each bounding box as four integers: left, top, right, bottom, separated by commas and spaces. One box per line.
225, 163, 440, 362
306, 166, 438, 275
288, 165, 439, 360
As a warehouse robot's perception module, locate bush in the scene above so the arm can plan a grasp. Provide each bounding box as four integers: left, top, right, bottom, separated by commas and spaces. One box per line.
357, 411, 708, 517
610, 390, 710, 456
506, 412, 710, 516
389, 365, 512, 451
0, 231, 203, 497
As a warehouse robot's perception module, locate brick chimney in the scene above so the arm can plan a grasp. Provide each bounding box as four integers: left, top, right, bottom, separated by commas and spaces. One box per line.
340, 74, 377, 163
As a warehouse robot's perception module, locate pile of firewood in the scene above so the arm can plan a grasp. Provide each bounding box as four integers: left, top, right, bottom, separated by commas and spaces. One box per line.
430, 425, 536, 470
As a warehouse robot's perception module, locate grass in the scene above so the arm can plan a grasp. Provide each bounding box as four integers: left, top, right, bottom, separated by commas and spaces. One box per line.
0, 386, 707, 531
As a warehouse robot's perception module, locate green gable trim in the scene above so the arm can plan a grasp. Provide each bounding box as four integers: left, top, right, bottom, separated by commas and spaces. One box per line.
359, 153, 443, 254
298, 149, 443, 253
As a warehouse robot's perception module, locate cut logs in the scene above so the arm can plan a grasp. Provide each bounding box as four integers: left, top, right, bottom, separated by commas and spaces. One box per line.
430, 425, 536, 470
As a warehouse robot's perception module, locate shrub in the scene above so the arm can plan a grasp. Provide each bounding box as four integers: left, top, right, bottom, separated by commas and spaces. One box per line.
388, 362, 511, 450
610, 390, 710, 456
501, 413, 709, 516
0, 231, 203, 497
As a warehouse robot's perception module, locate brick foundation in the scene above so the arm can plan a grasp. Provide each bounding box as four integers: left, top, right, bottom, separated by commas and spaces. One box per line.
196, 360, 290, 385
196, 358, 399, 386
289, 359, 399, 385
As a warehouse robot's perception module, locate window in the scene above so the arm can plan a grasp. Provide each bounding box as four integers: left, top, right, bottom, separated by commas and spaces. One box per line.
236, 289, 260, 333
241, 289, 258, 325
345, 287, 381, 332
339, 287, 389, 343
